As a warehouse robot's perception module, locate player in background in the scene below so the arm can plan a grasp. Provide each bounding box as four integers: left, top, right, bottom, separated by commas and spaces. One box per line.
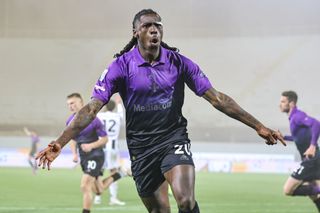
66, 93, 124, 213
37, 9, 286, 213
94, 95, 127, 205
280, 91, 320, 212
23, 127, 40, 174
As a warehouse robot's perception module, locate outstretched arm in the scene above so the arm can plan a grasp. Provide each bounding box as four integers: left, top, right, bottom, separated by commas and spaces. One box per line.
202, 88, 286, 146
23, 127, 32, 136
36, 98, 104, 169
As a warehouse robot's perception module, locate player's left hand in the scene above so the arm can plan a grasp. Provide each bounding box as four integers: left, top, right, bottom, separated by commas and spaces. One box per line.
257, 126, 286, 146
81, 143, 93, 152
303, 144, 316, 159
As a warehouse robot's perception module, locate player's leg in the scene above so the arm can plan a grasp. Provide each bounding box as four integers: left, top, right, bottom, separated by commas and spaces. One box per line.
80, 155, 105, 212
285, 158, 320, 196
285, 158, 320, 212
140, 181, 171, 213
164, 165, 199, 213
131, 145, 172, 213
28, 154, 37, 174
105, 150, 125, 205
308, 180, 320, 212
108, 168, 126, 205
161, 141, 199, 213
283, 176, 303, 195
93, 176, 103, 204
80, 174, 96, 213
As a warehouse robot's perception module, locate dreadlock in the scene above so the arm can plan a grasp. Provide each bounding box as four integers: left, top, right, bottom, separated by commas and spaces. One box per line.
114, 9, 179, 58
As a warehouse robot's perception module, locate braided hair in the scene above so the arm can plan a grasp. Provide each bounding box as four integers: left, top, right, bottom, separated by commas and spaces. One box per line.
114, 9, 179, 58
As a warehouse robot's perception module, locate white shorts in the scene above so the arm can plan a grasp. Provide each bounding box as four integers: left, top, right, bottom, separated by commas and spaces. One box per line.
104, 149, 120, 170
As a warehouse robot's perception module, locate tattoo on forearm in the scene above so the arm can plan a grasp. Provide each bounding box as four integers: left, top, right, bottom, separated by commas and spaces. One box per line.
215, 92, 262, 131
58, 99, 103, 147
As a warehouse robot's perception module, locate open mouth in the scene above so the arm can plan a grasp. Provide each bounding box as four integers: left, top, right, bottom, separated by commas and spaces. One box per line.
150, 38, 159, 44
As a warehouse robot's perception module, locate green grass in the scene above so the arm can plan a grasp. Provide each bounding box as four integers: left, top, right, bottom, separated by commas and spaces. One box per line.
0, 167, 316, 213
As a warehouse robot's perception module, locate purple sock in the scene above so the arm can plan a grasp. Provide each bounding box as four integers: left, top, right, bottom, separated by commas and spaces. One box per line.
293, 184, 320, 196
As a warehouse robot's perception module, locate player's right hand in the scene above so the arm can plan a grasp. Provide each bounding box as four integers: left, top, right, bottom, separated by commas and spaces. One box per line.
36, 142, 62, 170
72, 154, 79, 163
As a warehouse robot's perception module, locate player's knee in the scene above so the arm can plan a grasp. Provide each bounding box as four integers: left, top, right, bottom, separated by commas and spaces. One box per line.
80, 182, 91, 193
176, 196, 194, 211
283, 186, 293, 196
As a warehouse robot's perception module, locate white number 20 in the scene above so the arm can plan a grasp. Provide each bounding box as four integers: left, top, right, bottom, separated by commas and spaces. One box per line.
174, 144, 191, 155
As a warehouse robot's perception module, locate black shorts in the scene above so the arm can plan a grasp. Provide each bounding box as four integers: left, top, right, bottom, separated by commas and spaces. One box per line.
291, 156, 320, 181
80, 155, 105, 178
131, 140, 194, 197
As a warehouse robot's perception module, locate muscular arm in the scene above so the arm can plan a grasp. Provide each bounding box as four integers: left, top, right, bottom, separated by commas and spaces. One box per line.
203, 88, 263, 131
202, 88, 286, 146
56, 98, 104, 148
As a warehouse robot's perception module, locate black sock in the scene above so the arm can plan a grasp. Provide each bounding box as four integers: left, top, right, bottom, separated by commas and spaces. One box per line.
82, 209, 90, 213
313, 198, 320, 211
178, 201, 200, 213
293, 185, 320, 196
111, 172, 122, 182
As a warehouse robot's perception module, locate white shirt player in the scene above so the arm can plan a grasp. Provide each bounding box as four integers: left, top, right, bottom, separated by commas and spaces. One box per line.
95, 101, 127, 206
97, 102, 124, 169
97, 103, 123, 151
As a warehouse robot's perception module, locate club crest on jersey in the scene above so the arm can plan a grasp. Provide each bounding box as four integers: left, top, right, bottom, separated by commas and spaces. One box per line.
199, 70, 206, 78
99, 69, 108, 81
94, 85, 106, 91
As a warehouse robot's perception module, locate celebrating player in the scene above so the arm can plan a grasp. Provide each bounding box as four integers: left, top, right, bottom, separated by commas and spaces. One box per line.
37, 9, 286, 213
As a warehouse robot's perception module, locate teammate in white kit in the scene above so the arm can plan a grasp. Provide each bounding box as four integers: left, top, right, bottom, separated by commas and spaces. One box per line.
94, 96, 126, 205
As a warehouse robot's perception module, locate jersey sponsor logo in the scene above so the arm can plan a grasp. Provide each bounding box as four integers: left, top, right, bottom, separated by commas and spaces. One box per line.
133, 100, 172, 112
99, 69, 108, 81
94, 85, 106, 91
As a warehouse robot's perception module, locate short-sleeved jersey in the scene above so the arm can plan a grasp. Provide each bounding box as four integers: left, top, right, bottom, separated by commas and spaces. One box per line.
92, 46, 212, 151
97, 103, 123, 151
66, 113, 107, 157
284, 107, 320, 158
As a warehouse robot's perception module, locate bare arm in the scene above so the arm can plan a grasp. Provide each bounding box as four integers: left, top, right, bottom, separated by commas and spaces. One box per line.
36, 98, 104, 169
56, 98, 104, 149
203, 87, 286, 146
81, 136, 108, 152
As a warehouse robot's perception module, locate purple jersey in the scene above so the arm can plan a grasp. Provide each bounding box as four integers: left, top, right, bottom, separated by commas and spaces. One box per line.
31, 135, 39, 144
66, 114, 107, 157
284, 107, 320, 157
92, 47, 212, 150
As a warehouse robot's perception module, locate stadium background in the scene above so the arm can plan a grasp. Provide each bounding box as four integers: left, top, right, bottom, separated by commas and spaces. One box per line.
0, 0, 320, 212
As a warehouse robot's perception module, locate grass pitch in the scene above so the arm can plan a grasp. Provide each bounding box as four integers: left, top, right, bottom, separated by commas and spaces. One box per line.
0, 167, 316, 213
